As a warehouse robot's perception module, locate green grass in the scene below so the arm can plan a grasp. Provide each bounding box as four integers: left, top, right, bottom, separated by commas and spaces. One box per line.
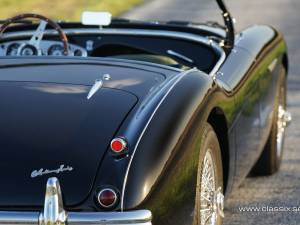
0, 0, 143, 21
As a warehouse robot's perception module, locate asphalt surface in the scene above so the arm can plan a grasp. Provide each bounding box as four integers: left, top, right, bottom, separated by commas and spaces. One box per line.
124, 1, 300, 224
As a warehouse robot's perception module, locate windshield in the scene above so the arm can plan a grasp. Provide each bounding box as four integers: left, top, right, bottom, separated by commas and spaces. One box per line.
0, 0, 224, 25
124, 0, 223, 25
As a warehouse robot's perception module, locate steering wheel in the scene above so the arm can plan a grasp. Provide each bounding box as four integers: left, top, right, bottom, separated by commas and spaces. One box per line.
0, 13, 69, 56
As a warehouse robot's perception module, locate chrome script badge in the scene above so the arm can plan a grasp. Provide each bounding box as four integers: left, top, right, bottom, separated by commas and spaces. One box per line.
31, 164, 73, 178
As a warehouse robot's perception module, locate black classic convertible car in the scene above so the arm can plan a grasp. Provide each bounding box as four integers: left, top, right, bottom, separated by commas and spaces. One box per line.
0, 0, 291, 225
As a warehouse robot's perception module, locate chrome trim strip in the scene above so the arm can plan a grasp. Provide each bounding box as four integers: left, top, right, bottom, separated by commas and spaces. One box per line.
120, 68, 198, 210
210, 49, 226, 78
3, 28, 225, 74
167, 49, 194, 63
3, 28, 215, 47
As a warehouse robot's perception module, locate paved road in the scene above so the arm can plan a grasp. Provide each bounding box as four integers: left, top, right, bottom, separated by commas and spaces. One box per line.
124, 0, 300, 224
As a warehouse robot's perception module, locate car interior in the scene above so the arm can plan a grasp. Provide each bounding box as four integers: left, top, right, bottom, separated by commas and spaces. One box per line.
0, 12, 222, 73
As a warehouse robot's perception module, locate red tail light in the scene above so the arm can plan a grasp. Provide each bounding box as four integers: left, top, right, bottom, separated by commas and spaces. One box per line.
97, 188, 118, 208
110, 137, 127, 153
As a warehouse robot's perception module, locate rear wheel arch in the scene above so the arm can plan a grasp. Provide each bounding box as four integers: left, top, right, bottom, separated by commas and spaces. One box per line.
207, 107, 229, 193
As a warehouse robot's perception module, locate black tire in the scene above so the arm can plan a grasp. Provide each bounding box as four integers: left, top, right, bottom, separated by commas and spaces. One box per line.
194, 123, 223, 225
251, 69, 287, 176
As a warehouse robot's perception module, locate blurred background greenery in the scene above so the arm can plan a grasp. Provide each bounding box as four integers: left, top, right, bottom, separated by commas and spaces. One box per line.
0, 0, 143, 20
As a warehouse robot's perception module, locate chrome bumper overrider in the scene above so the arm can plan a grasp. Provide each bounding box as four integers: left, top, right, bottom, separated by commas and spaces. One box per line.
0, 177, 152, 225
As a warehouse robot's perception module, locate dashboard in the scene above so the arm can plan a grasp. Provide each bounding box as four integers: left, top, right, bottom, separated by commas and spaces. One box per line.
0, 31, 218, 72
0, 40, 87, 57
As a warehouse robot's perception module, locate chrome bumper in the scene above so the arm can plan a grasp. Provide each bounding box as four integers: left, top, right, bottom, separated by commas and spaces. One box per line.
0, 178, 152, 225
0, 210, 152, 225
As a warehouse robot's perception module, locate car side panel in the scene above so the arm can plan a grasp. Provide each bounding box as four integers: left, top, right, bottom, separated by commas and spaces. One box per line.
218, 46, 262, 189
252, 34, 288, 154
122, 71, 214, 224
217, 25, 288, 189
119, 70, 238, 225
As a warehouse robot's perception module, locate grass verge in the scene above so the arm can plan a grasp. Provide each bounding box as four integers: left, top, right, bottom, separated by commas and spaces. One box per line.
0, 0, 143, 21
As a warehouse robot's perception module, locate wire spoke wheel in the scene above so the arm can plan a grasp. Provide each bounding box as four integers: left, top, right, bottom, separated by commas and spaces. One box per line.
199, 149, 224, 225
200, 151, 215, 224
250, 71, 291, 175
195, 123, 224, 225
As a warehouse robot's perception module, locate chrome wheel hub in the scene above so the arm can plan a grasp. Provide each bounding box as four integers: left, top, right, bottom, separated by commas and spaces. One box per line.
200, 150, 224, 225
214, 187, 225, 218
276, 105, 291, 157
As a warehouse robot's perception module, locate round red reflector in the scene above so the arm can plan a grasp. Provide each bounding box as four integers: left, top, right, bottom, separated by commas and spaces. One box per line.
97, 189, 117, 208
111, 138, 127, 153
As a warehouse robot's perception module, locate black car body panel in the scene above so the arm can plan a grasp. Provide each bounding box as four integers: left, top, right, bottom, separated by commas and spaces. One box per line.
0, 80, 138, 207
0, 1, 289, 225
